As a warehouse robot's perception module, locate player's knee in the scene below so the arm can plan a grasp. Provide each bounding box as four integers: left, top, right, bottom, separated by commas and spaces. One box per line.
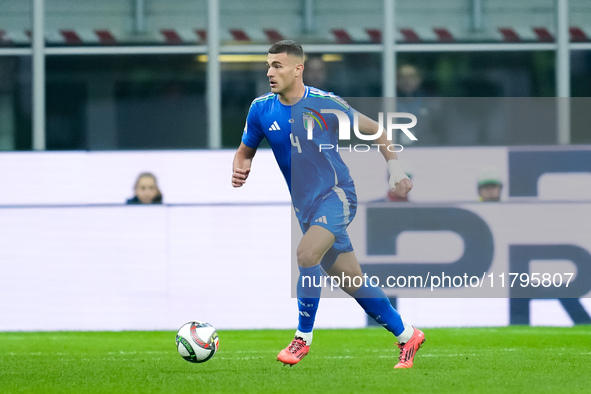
297, 247, 321, 268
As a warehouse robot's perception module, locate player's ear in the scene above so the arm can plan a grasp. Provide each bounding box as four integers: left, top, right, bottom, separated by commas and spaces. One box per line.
295, 62, 304, 77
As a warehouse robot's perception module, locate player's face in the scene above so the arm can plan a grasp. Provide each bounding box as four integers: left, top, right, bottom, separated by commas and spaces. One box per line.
266, 52, 301, 95
135, 176, 159, 204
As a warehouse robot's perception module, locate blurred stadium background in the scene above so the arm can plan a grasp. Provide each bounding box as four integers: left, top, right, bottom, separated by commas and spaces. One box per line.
0, 0, 590, 332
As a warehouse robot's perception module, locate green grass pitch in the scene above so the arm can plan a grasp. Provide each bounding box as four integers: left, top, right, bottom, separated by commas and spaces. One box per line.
2, 326, 590, 393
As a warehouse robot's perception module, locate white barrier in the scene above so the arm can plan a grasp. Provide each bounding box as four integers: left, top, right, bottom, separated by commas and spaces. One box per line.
1, 147, 590, 331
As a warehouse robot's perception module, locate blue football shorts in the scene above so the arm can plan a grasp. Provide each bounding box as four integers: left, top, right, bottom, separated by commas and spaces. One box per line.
298, 186, 358, 270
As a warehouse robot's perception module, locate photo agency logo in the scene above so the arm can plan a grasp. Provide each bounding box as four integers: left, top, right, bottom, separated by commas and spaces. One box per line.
303, 108, 418, 152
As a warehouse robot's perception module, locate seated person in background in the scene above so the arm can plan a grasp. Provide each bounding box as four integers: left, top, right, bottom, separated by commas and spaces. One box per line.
397, 64, 424, 98
396, 64, 442, 146
304, 56, 327, 90
478, 167, 503, 202
126, 172, 163, 204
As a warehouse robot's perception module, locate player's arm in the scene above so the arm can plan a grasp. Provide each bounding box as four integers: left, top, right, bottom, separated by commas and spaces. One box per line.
232, 142, 257, 188
356, 113, 413, 197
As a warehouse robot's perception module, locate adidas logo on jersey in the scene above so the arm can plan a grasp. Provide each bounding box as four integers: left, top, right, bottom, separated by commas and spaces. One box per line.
269, 121, 281, 131
314, 216, 328, 224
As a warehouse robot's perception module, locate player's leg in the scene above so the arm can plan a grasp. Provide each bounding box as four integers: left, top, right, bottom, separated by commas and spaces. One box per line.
278, 185, 353, 366
324, 250, 411, 338
325, 249, 426, 369
277, 224, 335, 366
295, 225, 335, 339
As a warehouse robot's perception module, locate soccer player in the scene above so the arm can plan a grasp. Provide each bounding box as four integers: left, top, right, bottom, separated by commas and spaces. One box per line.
232, 40, 425, 369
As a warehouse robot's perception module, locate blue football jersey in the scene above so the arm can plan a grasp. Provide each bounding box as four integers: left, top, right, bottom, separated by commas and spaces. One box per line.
241, 86, 357, 222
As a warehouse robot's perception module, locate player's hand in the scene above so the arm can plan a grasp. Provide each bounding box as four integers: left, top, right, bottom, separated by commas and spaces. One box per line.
388, 159, 412, 197
391, 177, 413, 198
232, 168, 251, 188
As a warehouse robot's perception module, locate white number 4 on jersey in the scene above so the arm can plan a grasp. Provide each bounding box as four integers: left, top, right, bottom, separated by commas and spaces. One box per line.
290, 133, 302, 153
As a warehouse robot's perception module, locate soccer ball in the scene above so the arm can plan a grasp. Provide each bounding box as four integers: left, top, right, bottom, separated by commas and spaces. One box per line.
175, 321, 220, 363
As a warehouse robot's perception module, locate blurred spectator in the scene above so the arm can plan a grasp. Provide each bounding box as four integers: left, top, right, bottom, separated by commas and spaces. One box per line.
396, 64, 442, 146
305, 56, 328, 90
478, 167, 503, 202
126, 172, 163, 204
397, 64, 425, 97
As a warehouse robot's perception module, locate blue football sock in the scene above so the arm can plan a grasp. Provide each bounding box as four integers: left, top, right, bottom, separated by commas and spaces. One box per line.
352, 284, 405, 336
296, 265, 323, 333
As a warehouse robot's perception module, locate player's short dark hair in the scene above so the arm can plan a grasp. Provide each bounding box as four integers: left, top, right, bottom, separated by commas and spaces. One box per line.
268, 40, 304, 59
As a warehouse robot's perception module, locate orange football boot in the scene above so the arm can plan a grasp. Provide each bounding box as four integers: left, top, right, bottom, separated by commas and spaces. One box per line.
394, 327, 426, 369
277, 337, 310, 366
